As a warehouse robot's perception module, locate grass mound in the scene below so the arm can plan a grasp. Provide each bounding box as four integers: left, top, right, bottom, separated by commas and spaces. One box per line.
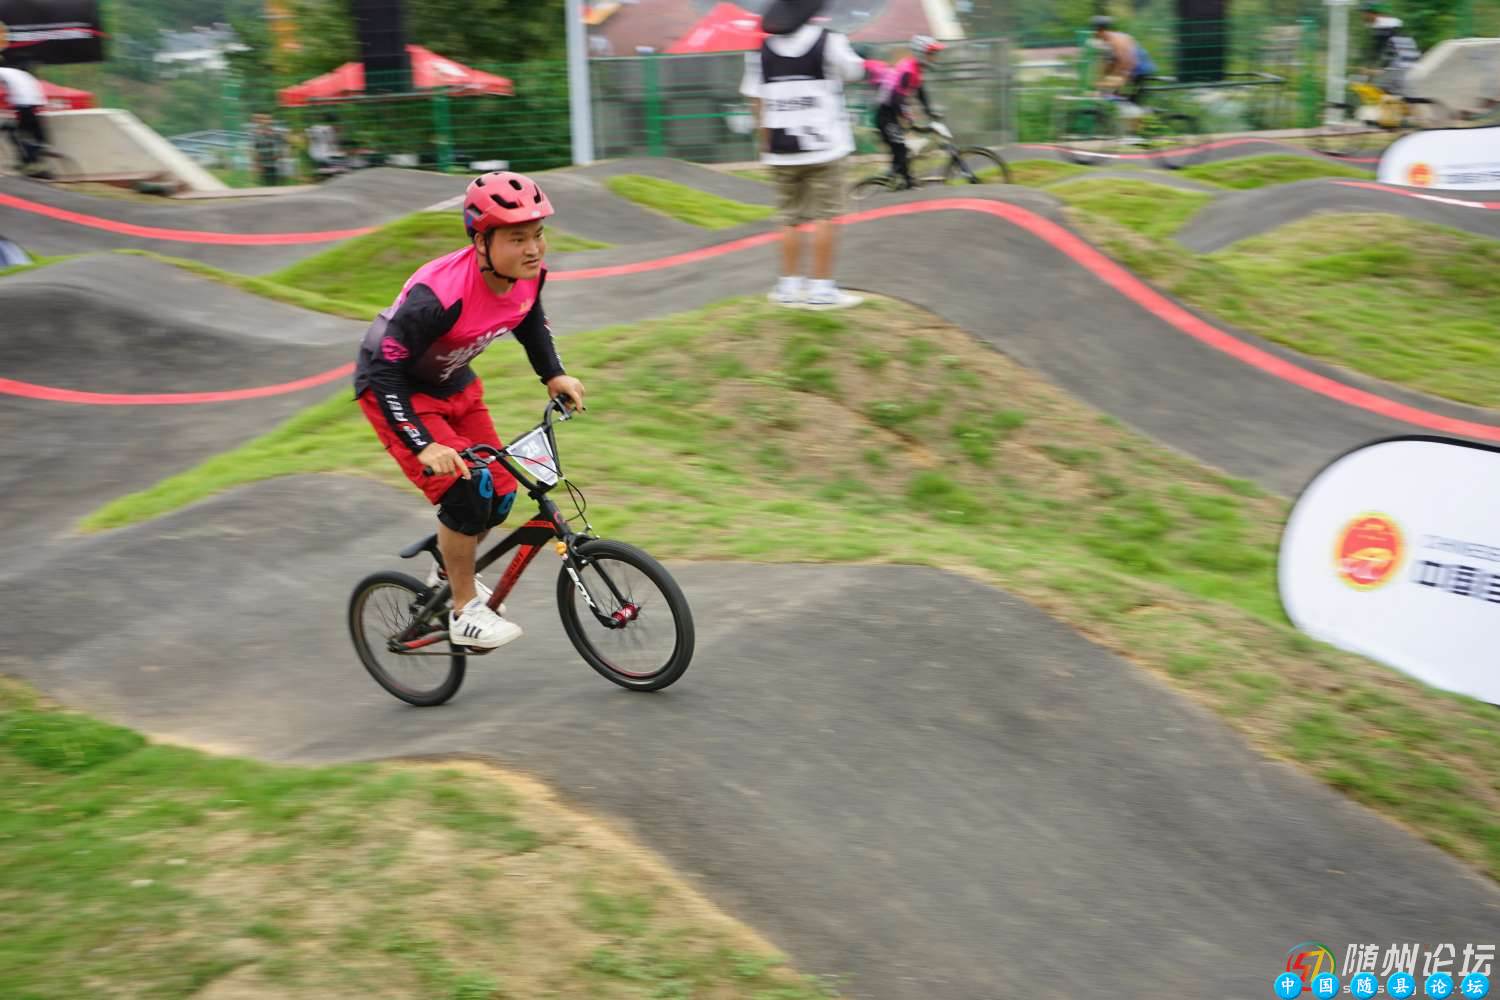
81, 297, 1500, 879
268, 211, 610, 313
1180, 153, 1369, 189
0, 680, 833, 999
1054, 179, 1500, 407
604, 175, 775, 229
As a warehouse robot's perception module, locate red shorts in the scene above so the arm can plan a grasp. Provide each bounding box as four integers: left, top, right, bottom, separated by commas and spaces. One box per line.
358, 379, 519, 505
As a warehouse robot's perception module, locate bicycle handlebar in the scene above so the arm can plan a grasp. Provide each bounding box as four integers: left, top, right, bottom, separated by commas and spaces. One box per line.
420, 395, 577, 477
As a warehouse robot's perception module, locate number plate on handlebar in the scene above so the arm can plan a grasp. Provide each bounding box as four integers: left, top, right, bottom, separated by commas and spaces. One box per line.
506, 426, 559, 485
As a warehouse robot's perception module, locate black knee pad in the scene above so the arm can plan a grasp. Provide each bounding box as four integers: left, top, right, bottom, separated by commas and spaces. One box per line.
437, 468, 516, 535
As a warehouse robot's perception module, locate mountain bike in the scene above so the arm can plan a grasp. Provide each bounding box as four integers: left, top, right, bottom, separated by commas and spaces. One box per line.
1051, 84, 1201, 169
348, 398, 695, 706
850, 121, 1012, 200
1, 113, 81, 181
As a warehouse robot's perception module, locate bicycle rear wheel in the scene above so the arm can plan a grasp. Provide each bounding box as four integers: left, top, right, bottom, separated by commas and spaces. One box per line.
850, 172, 895, 201
1057, 105, 1117, 166
1312, 109, 1382, 159
945, 147, 1012, 185
1148, 113, 1201, 170
349, 571, 466, 706
557, 539, 694, 692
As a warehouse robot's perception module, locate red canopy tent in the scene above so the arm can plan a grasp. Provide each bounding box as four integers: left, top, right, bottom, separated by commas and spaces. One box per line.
278, 45, 514, 107
0, 78, 96, 111
665, 2, 765, 54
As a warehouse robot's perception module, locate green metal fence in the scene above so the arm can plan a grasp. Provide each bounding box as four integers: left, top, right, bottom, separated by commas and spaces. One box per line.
37, 5, 1500, 184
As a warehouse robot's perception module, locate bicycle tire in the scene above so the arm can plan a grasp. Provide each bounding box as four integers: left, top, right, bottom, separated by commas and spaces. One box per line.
349, 570, 466, 706
39, 149, 82, 182
1312, 110, 1382, 159
557, 539, 694, 692
1057, 105, 1115, 166
850, 173, 895, 201
1151, 113, 1201, 170
945, 146, 1012, 185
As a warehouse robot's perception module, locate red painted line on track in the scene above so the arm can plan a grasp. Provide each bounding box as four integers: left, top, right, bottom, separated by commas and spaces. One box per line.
0, 364, 355, 405
1333, 179, 1500, 210
6, 195, 1500, 444
0, 191, 376, 245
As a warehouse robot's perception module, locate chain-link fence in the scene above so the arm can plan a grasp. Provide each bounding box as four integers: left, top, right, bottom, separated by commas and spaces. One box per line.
37, 5, 1500, 185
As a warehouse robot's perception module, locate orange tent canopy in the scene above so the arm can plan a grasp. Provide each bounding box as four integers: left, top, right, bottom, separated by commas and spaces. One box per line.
278, 45, 514, 107
666, 2, 765, 54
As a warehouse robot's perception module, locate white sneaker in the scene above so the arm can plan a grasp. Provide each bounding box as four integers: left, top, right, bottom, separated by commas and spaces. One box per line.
769, 276, 805, 306
449, 597, 523, 650
803, 284, 864, 310
427, 566, 503, 615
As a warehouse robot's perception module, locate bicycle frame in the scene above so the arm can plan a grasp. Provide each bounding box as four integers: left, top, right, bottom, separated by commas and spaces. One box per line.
388, 402, 632, 656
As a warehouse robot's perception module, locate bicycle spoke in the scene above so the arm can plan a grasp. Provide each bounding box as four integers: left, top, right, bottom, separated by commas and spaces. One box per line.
573, 558, 676, 679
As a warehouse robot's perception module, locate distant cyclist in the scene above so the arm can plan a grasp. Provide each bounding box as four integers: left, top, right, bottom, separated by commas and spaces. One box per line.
1089, 14, 1156, 125
871, 34, 946, 190
0, 55, 50, 176
1359, 0, 1421, 95
353, 171, 586, 650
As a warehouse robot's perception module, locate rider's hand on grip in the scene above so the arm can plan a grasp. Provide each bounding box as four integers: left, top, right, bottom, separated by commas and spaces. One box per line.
418, 442, 469, 479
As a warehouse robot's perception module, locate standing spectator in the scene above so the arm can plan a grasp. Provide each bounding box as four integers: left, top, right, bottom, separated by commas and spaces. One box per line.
0, 55, 52, 177
741, 0, 866, 309
307, 118, 343, 174
251, 113, 282, 186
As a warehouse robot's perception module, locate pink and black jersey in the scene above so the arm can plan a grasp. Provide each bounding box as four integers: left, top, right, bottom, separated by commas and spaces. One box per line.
875, 56, 931, 115
353, 245, 565, 453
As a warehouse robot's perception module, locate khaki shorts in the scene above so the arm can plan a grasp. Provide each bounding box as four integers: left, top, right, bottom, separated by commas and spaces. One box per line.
772, 158, 846, 226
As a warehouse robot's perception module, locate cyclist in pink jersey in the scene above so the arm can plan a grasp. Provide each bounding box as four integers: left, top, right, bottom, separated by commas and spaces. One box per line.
354, 171, 586, 649
873, 35, 946, 189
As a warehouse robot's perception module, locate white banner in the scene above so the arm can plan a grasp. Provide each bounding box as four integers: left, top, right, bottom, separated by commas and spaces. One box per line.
1279, 436, 1500, 704
1376, 124, 1500, 189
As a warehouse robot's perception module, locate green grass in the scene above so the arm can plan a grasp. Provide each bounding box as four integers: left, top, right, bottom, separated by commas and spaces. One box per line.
1006, 158, 1093, 187
1053, 179, 1500, 408
604, 174, 775, 229
0, 680, 834, 999
1179, 153, 1370, 190
80, 296, 1500, 881
1049, 177, 1213, 240
267, 211, 610, 313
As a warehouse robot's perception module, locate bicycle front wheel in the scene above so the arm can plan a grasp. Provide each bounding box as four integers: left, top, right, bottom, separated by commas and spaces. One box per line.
557, 539, 694, 692
1312, 110, 1381, 159
349, 571, 465, 706
946, 147, 1012, 185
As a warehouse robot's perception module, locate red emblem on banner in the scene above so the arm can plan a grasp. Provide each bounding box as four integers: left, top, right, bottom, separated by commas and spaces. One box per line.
1407, 162, 1434, 186
1335, 513, 1404, 590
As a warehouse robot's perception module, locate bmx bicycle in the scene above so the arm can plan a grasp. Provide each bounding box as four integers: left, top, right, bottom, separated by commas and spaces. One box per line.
1052, 83, 1201, 169
1, 112, 81, 181
850, 120, 1012, 200
348, 397, 695, 706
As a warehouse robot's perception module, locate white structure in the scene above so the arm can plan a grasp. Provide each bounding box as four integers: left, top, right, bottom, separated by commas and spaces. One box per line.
153, 24, 247, 77
1406, 37, 1500, 116
44, 109, 228, 191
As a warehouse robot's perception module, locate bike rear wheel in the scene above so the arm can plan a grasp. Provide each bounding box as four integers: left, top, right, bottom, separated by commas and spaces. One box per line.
1057, 105, 1118, 166
1147, 113, 1201, 170
945, 146, 1012, 185
557, 539, 694, 692
850, 172, 895, 201
349, 571, 466, 706
1312, 108, 1383, 159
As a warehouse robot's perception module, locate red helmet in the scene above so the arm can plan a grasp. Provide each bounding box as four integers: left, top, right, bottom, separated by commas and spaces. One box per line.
463, 171, 554, 236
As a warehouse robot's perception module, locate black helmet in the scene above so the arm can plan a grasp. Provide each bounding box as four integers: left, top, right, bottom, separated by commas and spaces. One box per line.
1090, 15, 1114, 30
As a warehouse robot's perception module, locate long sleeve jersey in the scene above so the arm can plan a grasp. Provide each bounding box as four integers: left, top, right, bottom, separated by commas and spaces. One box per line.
353, 245, 565, 453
